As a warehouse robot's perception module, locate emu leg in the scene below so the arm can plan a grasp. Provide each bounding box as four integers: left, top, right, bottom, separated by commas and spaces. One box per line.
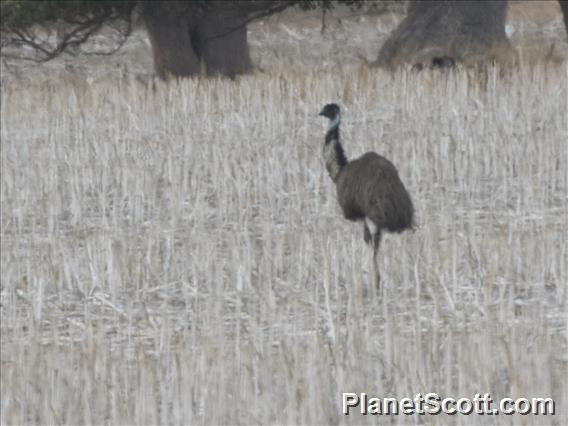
372, 230, 382, 290
363, 223, 372, 245
365, 218, 382, 291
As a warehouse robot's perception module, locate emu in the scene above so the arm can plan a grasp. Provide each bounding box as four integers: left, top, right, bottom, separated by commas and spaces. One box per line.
318, 103, 414, 288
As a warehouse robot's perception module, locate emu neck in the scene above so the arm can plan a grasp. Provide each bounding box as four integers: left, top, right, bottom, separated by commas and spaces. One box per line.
323, 123, 348, 182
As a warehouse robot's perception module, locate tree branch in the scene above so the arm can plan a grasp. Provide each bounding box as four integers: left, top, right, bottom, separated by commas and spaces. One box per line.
78, 15, 133, 56
202, 1, 297, 43
1, 4, 135, 62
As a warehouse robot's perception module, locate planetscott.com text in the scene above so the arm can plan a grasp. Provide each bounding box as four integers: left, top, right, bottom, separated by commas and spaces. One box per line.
342, 393, 555, 416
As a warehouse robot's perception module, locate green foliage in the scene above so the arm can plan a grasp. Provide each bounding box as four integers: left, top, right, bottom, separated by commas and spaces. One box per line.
0, 0, 133, 31
0, 0, 365, 32
0, 0, 366, 63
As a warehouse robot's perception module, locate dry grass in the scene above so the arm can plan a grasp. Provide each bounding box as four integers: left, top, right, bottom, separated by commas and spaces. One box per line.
1, 63, 567, 425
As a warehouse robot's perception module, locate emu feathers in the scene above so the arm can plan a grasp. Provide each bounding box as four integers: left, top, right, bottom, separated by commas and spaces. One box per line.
319, 103, 414, 288
318, 102, 414, 238
336, 152, 414, 233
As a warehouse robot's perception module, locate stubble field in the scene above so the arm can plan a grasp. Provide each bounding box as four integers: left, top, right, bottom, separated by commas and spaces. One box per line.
1, 61, 566, 425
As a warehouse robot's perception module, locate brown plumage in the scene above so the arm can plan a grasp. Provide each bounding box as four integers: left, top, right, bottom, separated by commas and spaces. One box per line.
318, 103, 414, 287
336, 152, 414, 233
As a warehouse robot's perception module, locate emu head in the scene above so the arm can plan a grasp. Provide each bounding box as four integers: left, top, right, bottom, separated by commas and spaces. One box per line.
319, 103, 340, 129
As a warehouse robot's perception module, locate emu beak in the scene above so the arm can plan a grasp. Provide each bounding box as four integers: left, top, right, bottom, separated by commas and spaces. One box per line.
318, 109, 325, 117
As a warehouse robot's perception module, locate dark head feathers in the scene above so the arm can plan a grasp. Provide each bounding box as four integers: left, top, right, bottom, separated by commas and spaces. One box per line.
318, 103, 340, 120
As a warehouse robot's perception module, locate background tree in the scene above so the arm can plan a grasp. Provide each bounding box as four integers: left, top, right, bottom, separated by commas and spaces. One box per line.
0, 0, 294, 79
1, 0, 360, 79
373, 0, 515, 69
141, 1, 294, 79
0, 1, 136, 60
560, 0, 568, 38
2, 1, 567, 77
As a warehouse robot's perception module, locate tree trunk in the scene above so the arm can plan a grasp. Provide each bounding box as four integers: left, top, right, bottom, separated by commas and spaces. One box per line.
192, 3, 253, 78
560, 0, 568, 38
374, 0, 516, 69
142, 3, 200, 79
142, 2, 256, 79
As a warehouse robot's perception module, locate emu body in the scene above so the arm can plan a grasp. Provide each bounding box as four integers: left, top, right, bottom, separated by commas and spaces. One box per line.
336, 152, 414, 234
319, 103, 414, 287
